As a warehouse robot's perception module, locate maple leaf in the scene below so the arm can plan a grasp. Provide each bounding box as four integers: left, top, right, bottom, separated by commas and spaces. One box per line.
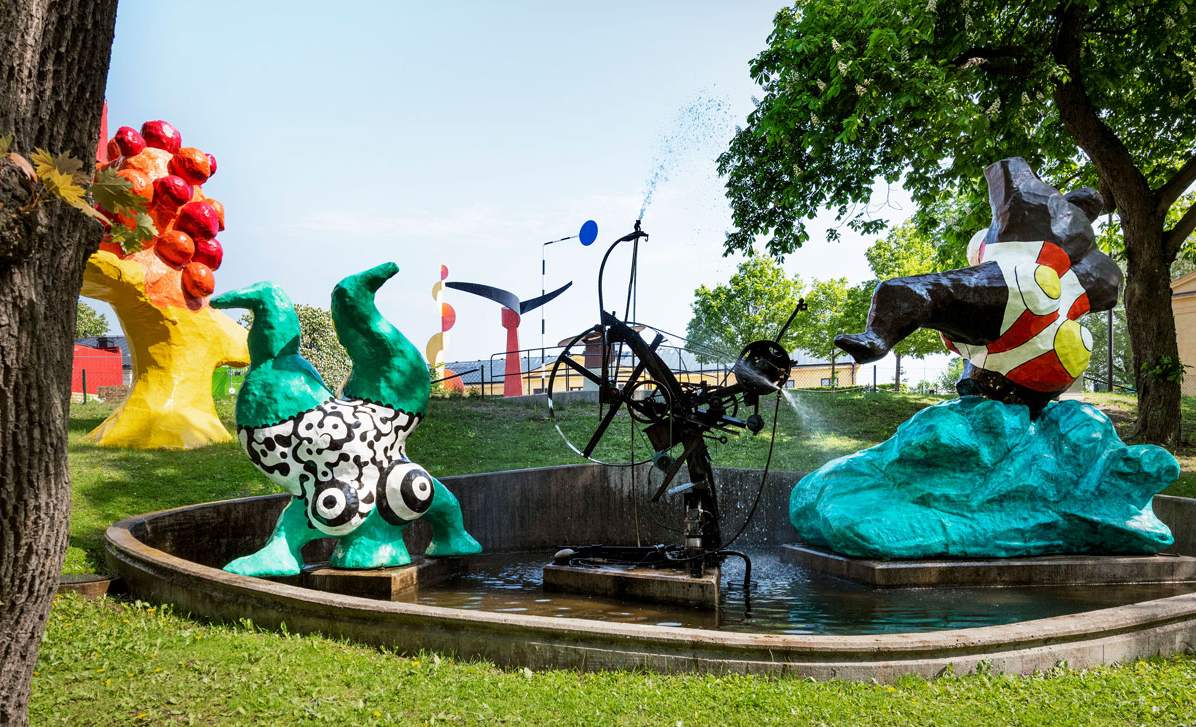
91, 167, 148, 218
30, 148, 89, 206
30, 147, 106, 221
5, 152, 35, 181
30, 148, 84, 180
109, 210, 156, 254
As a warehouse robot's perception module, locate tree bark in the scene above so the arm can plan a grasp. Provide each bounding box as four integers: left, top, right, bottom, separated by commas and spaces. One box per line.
0, 2, 119, 725
1051, 2, 1181, 446
1123, 218, 1182, 447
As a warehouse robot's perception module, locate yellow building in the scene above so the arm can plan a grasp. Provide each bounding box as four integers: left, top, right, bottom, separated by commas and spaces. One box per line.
1173, 271, 1196, 396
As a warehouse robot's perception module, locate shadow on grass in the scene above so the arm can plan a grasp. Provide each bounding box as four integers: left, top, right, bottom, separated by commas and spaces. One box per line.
67, 401, 271, 574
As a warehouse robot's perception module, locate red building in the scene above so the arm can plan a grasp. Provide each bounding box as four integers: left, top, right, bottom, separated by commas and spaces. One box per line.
71, 343, 123, 394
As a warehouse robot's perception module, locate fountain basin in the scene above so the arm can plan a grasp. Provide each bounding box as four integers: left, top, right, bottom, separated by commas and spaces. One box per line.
105, 463, 1196, 679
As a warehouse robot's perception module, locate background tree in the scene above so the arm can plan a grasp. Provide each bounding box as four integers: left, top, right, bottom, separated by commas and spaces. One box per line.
1084, 300, 1133, 391
864, 221, 949, 386
937, 356, 966, 393
0, 2, 119, 723
294, 304, 352, 390
685, 255, 805, 361
75, 299, 109, 337
798, 277, 872, 384
719, 0, 1196, 445
240, 305, 352, 389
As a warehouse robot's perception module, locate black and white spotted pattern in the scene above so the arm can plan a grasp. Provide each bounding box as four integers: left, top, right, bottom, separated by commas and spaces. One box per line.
237, 398, 424, 536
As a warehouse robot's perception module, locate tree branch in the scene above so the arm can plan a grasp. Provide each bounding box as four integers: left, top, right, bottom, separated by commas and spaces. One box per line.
1156, 154, 1196, 214
1050, 4, 1153, 220
950, 46, 1035, 77
1164, 201, 1196, 260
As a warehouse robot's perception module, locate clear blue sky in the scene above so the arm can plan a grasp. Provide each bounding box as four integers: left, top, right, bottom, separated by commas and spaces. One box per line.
97, 1, 942, 379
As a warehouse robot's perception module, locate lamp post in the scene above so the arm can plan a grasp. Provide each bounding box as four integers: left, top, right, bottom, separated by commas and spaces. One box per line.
541, 235, 572, 392
538, 220, 598, 394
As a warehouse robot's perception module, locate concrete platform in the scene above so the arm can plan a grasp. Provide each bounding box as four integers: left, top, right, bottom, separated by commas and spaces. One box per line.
543, 563, 720, 609
782, 544, 1196, 588
270, 557, 469, 600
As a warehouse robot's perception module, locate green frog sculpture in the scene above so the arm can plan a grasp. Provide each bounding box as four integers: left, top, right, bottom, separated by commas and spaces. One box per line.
212, 263, 482, 577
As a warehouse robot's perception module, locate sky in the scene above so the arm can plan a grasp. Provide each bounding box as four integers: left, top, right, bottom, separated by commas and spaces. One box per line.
95, 1, 947, 382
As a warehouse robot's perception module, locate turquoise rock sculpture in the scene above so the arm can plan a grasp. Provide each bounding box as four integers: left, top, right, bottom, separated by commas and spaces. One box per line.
789, 397, 1177, 559
211, 263, 482, 577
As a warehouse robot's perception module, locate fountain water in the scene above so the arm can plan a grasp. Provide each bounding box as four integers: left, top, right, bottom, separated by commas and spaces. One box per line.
636, 93, 733, 222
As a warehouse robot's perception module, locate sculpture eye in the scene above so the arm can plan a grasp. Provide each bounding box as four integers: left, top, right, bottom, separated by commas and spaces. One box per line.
307, 479, 360, 534
378, 462, 436, 525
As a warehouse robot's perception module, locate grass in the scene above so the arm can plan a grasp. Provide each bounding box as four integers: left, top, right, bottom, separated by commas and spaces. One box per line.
32, 593, 1196, 726
1081, 392, 1196, 498
42, 389, 1196, 725
65, 400, 274, 574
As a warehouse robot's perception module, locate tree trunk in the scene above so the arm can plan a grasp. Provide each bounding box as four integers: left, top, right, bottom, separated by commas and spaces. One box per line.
0, 2, 119, 725
1051, 2, 1182, 446
1123, 217, 1182, 447
894, 353, 901, 391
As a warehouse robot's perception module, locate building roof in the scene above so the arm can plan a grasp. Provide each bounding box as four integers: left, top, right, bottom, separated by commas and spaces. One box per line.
443, 357, 551, 386
1173, 270, 1196, 296
76, 335, 131, 368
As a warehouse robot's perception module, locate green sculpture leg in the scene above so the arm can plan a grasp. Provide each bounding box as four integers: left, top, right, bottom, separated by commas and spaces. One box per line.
225, 498, 322, 577
330, 509, 413, 569
424, 478, 483, 557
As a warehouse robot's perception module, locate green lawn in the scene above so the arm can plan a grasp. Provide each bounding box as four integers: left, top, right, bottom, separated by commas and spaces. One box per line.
32, 593, 1196, 726
39, 390, 1196, 726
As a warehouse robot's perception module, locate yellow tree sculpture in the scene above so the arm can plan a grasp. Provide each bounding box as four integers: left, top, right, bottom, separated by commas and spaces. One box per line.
81, 120, 248, 449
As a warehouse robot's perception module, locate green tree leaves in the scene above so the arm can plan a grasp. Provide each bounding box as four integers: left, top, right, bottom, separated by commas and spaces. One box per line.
75, 300, 110, 337
865, 221, 945, 360
718, 0, 1196, 260
294, 305, 352, 390
239, 305, 353, 389
685, 255, 805, 361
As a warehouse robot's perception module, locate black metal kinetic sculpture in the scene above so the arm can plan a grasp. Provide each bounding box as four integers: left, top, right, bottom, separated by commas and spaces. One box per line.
547, 220, 805, 586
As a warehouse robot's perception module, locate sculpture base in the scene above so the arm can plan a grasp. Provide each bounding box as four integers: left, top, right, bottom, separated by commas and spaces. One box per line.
543, 564, 720, 609
272, 556, 469, 600
782, 544, 1196, 588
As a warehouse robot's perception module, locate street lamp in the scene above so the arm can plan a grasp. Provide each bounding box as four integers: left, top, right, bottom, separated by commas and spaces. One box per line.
540, 220, 598, 392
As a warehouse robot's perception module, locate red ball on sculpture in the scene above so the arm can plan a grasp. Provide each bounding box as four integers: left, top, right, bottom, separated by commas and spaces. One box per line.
193, 238, 223, 271
182, 262, 215, 298
206, 153, 217, 177
176, 201, 220, 241
152, 175, 191, 209
117, 168, 154, 203
205, 198, 226, 231
140, 120, 181, 154
155, 230, 195, 266
114, 126, 147, 157
169, 147, 211, 186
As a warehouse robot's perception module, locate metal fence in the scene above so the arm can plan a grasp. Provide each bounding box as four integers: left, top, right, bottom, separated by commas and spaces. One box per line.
471, 347, 876, 398
474, 345, 737, 399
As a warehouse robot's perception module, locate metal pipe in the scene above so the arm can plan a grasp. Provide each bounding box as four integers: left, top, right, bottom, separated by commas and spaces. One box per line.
1107, 307, 1114, 392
